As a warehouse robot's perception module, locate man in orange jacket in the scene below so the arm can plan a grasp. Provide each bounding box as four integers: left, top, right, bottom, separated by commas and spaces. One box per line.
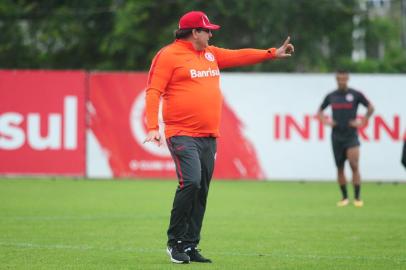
144, 10, 294, 264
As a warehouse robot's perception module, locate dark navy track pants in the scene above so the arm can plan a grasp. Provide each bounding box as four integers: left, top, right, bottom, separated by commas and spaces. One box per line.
166, 136, 216, 247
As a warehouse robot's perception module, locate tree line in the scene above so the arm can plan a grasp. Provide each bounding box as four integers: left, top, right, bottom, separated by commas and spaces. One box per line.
1, 0, 405, 72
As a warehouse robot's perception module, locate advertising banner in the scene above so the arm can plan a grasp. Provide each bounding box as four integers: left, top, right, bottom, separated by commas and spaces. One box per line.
221, 73, 406, 181
87, 72, 262, 179
3, 71, 401, 180
0, 70, 86, 175
88, 73, 406, 181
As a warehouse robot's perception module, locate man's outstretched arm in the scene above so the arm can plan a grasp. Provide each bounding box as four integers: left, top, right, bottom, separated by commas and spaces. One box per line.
212, 36, 294, 69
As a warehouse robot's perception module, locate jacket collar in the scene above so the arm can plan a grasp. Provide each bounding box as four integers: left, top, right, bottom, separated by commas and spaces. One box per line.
175, 39, 203, 52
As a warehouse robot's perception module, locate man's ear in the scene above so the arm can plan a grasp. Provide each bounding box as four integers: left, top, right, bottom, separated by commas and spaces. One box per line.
191, 29, 199, 39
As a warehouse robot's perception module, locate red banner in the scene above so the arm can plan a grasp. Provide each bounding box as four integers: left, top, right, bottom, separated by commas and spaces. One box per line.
0, 70, 86, 175
88, 72, 263, 179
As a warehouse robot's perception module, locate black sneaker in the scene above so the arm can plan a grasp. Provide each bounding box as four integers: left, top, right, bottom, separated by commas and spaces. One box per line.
185, 247, 212, 263
166, 241, 190, 264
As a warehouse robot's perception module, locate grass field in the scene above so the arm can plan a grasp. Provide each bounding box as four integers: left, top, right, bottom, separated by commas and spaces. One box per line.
0, 178, 405, 270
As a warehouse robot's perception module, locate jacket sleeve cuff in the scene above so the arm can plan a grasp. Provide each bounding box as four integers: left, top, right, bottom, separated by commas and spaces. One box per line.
147, 126, 159, 131
267, 48, 277, 59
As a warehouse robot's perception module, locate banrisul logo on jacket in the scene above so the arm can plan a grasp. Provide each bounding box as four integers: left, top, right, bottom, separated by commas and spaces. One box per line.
190, 68, 220, 78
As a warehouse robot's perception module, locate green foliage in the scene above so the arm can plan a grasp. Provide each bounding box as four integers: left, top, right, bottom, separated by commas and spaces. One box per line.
0, 0, 405, 72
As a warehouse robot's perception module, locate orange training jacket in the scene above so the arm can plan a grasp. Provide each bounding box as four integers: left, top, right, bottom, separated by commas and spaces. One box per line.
145, 39, 276, 138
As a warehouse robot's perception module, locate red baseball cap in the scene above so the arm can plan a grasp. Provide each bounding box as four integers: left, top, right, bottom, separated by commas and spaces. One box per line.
178, 11, 220, 30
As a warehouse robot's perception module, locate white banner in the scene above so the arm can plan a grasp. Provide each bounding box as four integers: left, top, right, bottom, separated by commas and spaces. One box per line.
221, 73, 406, 181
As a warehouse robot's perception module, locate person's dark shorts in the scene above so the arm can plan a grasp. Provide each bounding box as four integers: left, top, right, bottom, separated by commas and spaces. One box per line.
331, 136, 360, 167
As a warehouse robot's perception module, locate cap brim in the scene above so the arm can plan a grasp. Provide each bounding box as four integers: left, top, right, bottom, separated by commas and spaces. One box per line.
205, 24, 220, 30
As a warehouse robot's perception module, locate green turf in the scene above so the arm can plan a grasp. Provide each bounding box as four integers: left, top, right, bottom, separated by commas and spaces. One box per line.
0, 178, 405, 270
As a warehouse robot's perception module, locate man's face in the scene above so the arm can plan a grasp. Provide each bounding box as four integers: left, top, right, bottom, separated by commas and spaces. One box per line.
336, 73, 349, 90
194, 28, 212, 50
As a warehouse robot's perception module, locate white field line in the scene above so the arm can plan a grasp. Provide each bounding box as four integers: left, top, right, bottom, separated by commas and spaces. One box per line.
0, 241, 405, 263
0, 214, 166, 221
